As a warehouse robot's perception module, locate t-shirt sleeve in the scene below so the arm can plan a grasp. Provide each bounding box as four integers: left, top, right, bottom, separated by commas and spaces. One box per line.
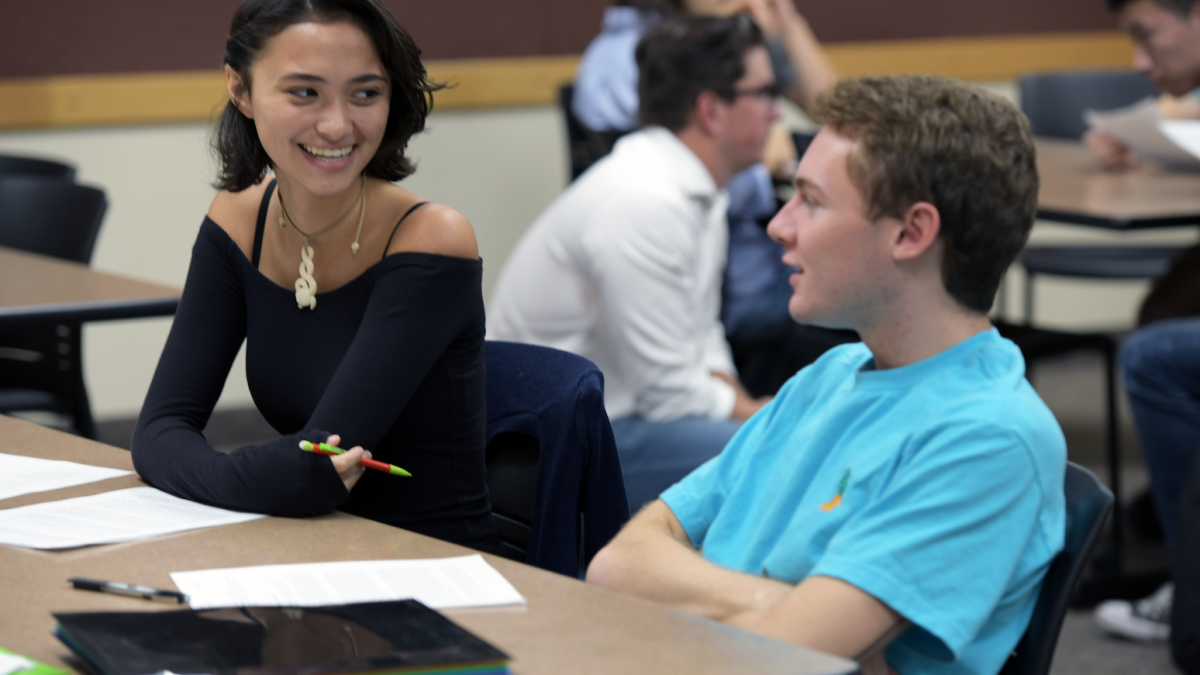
131, 220, 348, 516
810, 414, 1056, 661
661, 385, 794, 547
303, 253, 484, 450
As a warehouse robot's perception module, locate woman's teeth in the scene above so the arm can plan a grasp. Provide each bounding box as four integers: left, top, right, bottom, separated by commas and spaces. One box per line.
301, 145, 353, 160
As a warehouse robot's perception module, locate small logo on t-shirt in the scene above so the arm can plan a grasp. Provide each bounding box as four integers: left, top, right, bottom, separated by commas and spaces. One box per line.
819, 469, 851, 512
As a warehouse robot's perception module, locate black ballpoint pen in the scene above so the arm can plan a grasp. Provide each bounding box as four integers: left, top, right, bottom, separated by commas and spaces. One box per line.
68, 577, 189, 604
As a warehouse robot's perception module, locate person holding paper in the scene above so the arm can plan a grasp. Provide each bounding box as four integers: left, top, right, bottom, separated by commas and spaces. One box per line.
587, 74, 1065, 675
1085, 0, 1200, 169
131, 0, 501, 554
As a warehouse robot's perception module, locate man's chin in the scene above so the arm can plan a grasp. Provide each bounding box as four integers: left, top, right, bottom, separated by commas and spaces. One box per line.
788, 304, 846, 331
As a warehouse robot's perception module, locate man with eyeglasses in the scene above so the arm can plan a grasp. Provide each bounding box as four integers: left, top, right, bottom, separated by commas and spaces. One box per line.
488, 15, 778, 511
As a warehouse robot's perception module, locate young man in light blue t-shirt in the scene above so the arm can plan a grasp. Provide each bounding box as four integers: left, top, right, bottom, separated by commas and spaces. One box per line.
586, 74, 1067, 675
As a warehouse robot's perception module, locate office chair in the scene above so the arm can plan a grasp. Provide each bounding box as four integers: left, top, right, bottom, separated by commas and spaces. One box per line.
484, 341, 630, 576
0, 177, 109, 438
558, 85, 631, 182
0, 154, 76, 182
1000, 462, 1114, 675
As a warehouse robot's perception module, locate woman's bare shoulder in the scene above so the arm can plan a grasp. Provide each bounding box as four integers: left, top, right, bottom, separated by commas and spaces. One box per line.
385, 193, 478, 260
207, 179, 273, 261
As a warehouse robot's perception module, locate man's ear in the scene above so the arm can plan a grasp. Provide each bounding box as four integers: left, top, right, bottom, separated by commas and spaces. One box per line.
891, 201, 941, 262
225, 65, 253, 119
691, 91, 724, 136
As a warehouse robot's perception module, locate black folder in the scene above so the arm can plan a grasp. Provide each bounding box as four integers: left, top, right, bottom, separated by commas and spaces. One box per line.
53, 599, 509, 675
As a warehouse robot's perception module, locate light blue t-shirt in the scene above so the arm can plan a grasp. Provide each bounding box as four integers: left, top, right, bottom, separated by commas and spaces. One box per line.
662, 329, 1066, 675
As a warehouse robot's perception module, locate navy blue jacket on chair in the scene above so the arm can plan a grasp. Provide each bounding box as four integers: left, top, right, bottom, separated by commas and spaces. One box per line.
484, 341, 629, 576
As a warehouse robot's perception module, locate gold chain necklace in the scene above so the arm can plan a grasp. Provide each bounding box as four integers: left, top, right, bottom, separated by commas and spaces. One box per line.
277, 175, 366, 310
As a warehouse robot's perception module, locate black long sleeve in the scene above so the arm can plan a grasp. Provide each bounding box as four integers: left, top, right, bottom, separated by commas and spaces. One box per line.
131, 217, 497, 555
132, 221, 347, 517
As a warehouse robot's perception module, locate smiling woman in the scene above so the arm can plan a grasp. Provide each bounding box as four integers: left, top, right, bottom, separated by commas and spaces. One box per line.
130, 0, 501, 554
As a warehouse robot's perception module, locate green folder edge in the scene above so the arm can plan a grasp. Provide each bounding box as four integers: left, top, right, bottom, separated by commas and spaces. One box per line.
0, 645, 70, 675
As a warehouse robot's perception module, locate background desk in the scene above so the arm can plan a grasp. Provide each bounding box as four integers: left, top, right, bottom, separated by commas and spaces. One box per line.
0, 416, 857, 675
1036, 138, 1200, 229
0, 246, 179, 329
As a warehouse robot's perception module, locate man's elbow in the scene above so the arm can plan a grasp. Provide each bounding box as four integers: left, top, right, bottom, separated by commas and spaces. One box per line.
585, 538, 630, 591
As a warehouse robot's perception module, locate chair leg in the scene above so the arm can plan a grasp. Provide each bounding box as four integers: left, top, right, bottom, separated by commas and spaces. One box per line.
66, 325, 96, 440
1104, 339, 1124, 571
72, 375, 96, 440
1024, 269, 1036, 327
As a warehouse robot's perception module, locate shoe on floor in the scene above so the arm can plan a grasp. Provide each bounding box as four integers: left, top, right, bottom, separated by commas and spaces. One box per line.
1094, 582, 1173, 642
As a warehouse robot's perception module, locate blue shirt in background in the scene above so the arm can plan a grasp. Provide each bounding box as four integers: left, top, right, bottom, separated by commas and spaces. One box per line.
662, 329, 1067, 675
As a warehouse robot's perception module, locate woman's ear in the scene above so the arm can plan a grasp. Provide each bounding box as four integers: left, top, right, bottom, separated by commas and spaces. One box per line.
225, 64, 253, 119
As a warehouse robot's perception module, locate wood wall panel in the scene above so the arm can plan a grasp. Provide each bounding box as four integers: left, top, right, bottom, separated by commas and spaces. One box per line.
0, 33, 1135, 130
0, 0, 1119, 79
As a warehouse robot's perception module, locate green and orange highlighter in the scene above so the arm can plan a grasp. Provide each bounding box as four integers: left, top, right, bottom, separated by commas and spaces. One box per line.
299, 440, 412, 477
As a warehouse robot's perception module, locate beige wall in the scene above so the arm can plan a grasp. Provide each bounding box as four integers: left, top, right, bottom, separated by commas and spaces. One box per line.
0, 82, 1194, 420
0, 106, 568, 419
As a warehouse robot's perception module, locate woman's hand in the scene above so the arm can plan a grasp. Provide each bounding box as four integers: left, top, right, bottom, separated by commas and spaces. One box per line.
323, 434, 368, 492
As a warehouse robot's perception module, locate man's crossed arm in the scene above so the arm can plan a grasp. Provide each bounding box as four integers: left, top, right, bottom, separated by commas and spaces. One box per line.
586, 500, 908, 672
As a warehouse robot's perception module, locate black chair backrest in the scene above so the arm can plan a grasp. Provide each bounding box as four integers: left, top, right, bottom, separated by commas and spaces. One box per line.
484, 431, 539, 562
0, 177, 107, 264
1019, 70, 1160, 140
0, 154, 76, 182
1001, 462, 1114, 675
484, 341, 629, 576
559, 84, 633, 182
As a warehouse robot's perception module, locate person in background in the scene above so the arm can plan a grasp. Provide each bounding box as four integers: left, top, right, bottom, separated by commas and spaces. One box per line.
131, 0, 501, 553
1090, 0, 1200, 644
574, 0, 835, 133
573, 0, 847, 396
1084, 0, 1200, 171
488, 15, 777, 511
586, 74, 1065, 675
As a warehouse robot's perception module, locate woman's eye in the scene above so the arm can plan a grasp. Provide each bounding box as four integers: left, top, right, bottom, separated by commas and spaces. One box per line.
289, 88, 317, 99
354, 88, 384, 102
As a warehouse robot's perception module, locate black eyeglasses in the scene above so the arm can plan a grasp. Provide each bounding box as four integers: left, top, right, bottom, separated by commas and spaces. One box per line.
728, 81, 782, 102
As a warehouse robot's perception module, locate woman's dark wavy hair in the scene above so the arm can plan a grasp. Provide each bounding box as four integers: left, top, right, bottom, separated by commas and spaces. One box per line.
213, 0, 442, 192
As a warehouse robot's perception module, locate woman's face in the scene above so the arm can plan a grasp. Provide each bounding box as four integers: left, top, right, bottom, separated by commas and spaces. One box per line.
228, 21, 390, 198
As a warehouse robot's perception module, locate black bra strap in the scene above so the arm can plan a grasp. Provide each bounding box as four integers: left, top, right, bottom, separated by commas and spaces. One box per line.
252, 179, 277, 269
382, 201, 429, 260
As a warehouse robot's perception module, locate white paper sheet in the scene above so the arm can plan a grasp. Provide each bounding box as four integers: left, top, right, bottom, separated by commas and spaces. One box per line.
0, 486, 265, 550
1158, 120, 1200, 161
0, 452, 133, 501
172, 554, 526, 610
1084, 98, 1200, 167
0, 653, 34, 675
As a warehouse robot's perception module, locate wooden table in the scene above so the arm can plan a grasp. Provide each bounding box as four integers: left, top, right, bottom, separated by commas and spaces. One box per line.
0, 247, 179, 329
1036, 138, 1200, 229
0, 416, 856, 675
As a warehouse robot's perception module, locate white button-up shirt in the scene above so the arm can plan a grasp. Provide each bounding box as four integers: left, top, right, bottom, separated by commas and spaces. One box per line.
488, 127, 737, 421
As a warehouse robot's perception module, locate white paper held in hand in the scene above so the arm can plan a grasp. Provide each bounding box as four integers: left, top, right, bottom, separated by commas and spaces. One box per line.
1084, 98, 1200, 167
171, 554, 526, 610
1158, 120, 1200, 162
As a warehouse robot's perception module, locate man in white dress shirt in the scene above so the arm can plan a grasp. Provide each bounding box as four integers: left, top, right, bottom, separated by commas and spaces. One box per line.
488, 15, 778, 510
